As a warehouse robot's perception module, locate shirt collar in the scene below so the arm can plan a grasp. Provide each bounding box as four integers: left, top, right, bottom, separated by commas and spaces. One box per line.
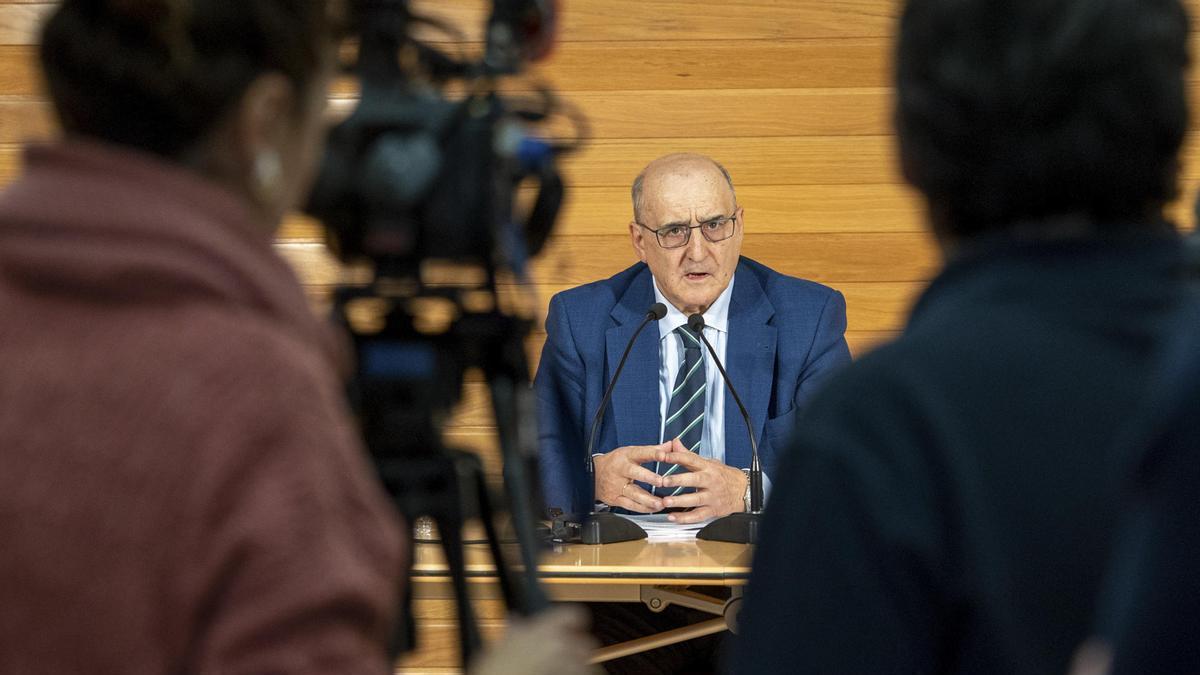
652, 273, 735, 340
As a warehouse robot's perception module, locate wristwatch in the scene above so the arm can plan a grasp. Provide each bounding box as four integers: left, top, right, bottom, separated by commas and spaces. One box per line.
740, 468, 752, 512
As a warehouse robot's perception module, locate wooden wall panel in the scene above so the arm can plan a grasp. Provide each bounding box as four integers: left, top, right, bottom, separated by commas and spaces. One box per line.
0, 46, 36, 94
547, 184, 929, 234
409, 0, 901, 42
0, 2, 46, 46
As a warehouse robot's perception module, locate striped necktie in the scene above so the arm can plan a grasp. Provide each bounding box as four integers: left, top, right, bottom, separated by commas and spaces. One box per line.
655, 325, 706, 496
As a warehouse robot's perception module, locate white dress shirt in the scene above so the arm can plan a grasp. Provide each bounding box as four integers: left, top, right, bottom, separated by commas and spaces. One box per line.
652, 275, 773, 500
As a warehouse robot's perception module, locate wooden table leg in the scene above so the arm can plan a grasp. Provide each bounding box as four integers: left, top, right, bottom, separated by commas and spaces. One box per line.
588, 617, 729, 664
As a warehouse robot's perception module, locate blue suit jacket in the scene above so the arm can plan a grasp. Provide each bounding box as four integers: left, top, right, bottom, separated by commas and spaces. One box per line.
534, 257, 851, 516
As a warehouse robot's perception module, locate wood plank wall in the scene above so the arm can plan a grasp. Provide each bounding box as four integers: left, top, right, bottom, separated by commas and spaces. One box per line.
4, 2, 1200, 670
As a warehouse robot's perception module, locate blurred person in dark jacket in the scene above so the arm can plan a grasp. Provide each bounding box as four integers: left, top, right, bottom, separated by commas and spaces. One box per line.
0, 1, 593, 673
1068, 232, 1200, 675
731, 0, 1199, 673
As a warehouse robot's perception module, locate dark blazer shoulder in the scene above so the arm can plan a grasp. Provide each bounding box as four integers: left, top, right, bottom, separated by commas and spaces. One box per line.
549, 261, 649, 319
737, 256, 842, 316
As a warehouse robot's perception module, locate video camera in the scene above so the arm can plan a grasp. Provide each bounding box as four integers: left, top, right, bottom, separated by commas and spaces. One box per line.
308, 0, 571, 275
304, 0, 580, 665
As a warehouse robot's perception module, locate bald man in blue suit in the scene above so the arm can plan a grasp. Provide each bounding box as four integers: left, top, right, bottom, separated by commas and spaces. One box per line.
535, 153, 851, 521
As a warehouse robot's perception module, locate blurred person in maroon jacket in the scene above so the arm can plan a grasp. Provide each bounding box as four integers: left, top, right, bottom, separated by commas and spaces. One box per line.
0, 1, 593, 673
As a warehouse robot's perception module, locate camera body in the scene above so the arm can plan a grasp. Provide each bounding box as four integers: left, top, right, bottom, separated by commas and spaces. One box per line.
307, 0, 561, 277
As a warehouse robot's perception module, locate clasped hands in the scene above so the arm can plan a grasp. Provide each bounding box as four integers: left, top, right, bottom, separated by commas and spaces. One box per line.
592, 437, 747, 523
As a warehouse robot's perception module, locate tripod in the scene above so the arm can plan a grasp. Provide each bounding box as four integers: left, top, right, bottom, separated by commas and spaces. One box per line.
342, 287, 550, 667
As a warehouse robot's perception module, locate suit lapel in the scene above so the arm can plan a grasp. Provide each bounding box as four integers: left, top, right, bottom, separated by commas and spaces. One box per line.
605, 268, 662, 448
724, 261, 776, 469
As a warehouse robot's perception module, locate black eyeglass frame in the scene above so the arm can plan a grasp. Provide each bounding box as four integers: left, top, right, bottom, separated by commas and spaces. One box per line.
636, 207, 742, 249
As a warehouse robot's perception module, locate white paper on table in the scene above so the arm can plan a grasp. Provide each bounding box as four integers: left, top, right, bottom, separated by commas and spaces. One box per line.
615, 513, 716, 541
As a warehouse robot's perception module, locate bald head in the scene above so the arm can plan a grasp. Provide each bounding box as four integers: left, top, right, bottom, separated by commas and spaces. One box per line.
627, 152, 744, 315
631, 153, 736, 224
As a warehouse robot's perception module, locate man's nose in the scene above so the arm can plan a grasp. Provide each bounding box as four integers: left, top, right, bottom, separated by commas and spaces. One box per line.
685, 226, 707, 259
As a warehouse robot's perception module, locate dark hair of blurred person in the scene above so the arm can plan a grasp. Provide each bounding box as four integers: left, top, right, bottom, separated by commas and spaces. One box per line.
39, 0, 341, 223
731, 1, 1200, 674
0, 1, 596, 674
895, 0, 1189, 244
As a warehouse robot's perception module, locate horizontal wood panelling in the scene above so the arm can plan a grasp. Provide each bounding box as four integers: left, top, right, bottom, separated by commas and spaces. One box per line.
17, 2, 1200, 47
0, 94, 48, 139
545, 0, 900, 41
552, 184, 928, 234
550, 87, 892, 138
0, 45, 36, 94
6, 82, 1200, 145
16, 85, 1200, 149
271, 184, 929, 238
0, 135, 905, 185
8, 8, 1200, 89
529, 39, 891, 90
558, 136, 901, 187
4, 2, 901, 46
1, 43, 892, 93
15, 136, 1200, 200
408, 0, 900, 42
0, 87, 897, 144
0, 1, 44, 45
411, 0, 1200, 45
281, 187, 1197, 239
0, 41, 891, 94
532, 232, 941, 284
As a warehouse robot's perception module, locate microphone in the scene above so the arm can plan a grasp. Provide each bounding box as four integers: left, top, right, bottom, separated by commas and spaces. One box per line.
576, 302, 667, 545
686, 313, 764, 543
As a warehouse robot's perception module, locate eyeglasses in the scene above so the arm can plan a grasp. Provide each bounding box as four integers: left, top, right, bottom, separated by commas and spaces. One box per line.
637, 209, 740, 249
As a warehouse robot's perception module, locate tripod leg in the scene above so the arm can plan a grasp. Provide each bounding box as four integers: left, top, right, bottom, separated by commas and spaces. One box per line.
434, 510, 482, 667
469, 458, 520, 612
389, 528, 418, 659
487, 374, 550, 614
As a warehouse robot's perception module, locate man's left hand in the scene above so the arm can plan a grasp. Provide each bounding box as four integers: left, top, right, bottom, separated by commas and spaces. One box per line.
656, 438, 747, 524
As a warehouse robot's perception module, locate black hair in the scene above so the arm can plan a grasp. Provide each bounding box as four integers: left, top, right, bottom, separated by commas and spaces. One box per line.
895, 0, 1190, 238
39, 0, 346, 159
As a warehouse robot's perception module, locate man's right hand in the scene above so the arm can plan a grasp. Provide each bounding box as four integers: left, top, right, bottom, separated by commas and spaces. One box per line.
593, 443, 667, 512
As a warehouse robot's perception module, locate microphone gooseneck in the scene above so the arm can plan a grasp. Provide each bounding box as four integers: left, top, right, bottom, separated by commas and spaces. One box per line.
574, 302, 667, 545
584, 302, 668, 505
686, 313, 763, 513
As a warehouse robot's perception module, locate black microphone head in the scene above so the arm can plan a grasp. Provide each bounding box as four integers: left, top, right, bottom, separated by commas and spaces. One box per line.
648, 302, 668, 320
687, 313, 705, 332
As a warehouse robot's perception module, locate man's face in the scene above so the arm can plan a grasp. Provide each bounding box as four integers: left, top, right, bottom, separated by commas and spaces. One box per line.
630, 162, 744, 315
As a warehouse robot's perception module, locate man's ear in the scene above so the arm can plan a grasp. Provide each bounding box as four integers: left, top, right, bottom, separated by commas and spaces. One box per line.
630, 220, 649, 262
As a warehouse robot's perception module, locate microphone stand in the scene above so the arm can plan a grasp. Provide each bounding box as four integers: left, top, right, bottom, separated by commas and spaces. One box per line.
578, 303, 666, 544
687, 314, 763, 544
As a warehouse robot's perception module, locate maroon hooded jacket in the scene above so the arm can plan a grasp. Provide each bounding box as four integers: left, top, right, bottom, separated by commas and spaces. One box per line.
0, 140, 405, 674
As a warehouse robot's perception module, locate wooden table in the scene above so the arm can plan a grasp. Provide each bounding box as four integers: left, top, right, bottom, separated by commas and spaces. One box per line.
398, 538, 753, 671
